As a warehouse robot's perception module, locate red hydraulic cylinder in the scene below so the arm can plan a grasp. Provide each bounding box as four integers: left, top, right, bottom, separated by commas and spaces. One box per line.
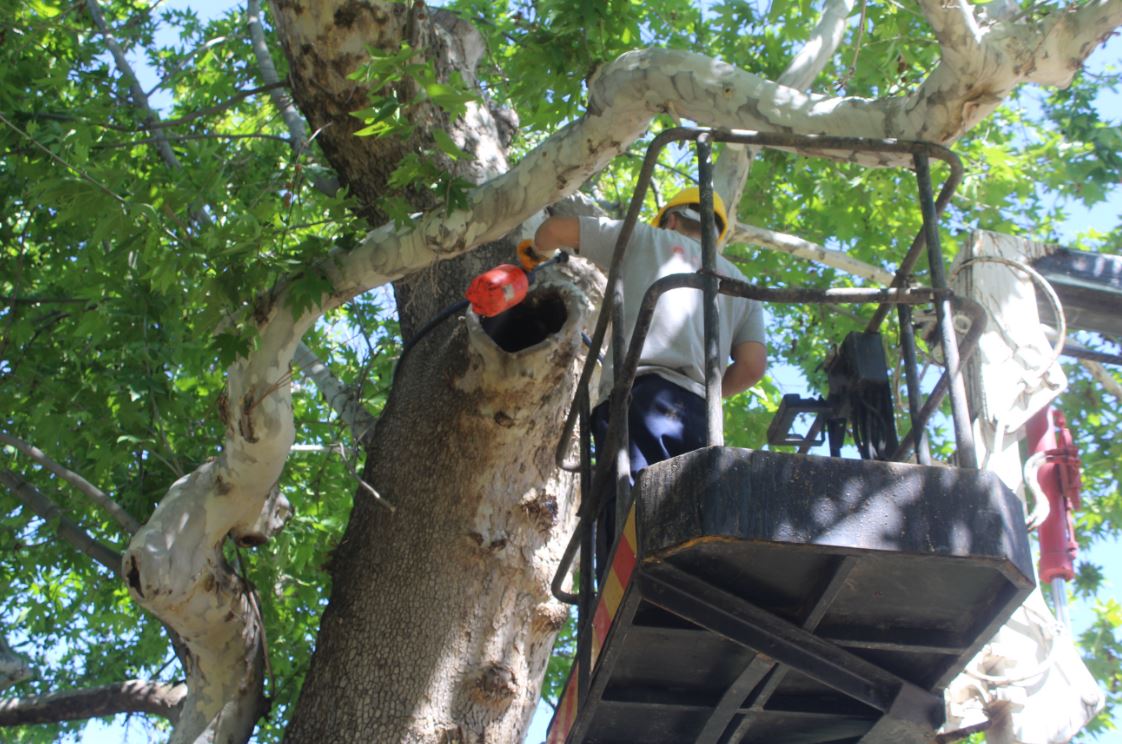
1025, 406, 1081, 583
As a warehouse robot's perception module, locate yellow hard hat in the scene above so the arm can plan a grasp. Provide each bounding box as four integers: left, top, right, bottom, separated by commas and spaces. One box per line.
649, 187, 730, 242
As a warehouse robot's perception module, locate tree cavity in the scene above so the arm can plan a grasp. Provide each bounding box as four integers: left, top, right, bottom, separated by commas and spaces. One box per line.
478, 288, 568, 353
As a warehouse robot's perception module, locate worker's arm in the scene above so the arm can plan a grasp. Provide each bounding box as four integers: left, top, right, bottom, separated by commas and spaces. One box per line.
534, 216, 581, 253
722, 341, 767, 398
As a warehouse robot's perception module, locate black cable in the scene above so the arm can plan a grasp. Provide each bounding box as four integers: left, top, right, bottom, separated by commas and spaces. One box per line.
391, 299, 469, 386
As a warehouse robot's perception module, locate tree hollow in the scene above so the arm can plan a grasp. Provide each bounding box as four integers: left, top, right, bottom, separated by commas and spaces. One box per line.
478, 287, 569, 353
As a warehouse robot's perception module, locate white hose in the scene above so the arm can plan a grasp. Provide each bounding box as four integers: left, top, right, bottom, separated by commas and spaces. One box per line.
1022, 449, 1052, 530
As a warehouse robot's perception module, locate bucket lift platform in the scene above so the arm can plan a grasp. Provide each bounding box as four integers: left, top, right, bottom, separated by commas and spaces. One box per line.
548, 447, 1034, 744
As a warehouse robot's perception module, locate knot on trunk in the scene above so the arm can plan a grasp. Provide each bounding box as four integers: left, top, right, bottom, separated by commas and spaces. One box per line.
531, 601, 569, 635
520, 489, 558, 533
467, 662, 518, 712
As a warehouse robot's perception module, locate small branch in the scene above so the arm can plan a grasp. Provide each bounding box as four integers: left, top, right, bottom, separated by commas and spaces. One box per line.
245, 0, 340, 195
0, 432, 140, 534
731, 222, 895, 285
781, 0, 858, 90
917, 0, 984, 57
0, 295, 91, 306
1081, 359, 1122, 401
0, 112, 130, 213
0, 637, 32, 694
84, 0, 180, 167
715, 0, 856, 227
135, 83, 286, 131
95, 133, 292, 149
247, 0, 308, 147
0, 679, 186, 726
838, 0, 869, 90
0, 470, 124, 575
292, 343, 378, 445
145, 35, 229, 97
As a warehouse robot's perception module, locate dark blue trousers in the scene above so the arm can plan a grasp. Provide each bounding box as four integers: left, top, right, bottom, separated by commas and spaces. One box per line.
591, 374, 707, 576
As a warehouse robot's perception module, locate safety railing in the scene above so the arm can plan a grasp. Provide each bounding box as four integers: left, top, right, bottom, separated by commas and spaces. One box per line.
547, 128, 984, 708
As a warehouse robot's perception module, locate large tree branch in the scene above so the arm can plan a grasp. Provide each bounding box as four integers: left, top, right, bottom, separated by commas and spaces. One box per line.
918, 0, 984, 59
899, 0, 1121, 140
0, 433, 139, 534
0, 680, 186, 726
731, 222, 895, 285
134, 83, 286, 131
781, 0, 860, 91
0, 470, 123, 575
124, 315, 292, 742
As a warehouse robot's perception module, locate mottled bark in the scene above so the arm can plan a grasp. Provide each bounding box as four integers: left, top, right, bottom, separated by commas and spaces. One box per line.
269, 3, 596, 742
269, 0, 507, 223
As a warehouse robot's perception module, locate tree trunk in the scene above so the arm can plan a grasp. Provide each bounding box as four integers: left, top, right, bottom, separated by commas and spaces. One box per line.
285, 255, 596, 742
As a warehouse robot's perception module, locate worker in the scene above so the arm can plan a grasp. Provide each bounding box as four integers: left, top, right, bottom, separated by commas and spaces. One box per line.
521, 188, 767, 569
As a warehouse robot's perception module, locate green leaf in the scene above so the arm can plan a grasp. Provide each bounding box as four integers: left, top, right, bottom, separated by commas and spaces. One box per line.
432, 129, 466, 161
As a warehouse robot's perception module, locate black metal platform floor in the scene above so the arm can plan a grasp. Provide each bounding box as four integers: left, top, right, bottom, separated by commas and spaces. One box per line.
548, 447, 1034, 744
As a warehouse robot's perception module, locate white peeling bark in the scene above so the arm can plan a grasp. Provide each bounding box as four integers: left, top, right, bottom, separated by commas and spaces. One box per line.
292, 343, 378, 444
732, 222, 895, 285
330, 0, 1122, 302
918, 0, 984, 59
123, 303, 305, 743
891, 0, 1121, 136
246, 0, 340, 196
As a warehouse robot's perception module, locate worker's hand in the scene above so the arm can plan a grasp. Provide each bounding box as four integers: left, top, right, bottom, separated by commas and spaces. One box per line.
517, 239, 546, 271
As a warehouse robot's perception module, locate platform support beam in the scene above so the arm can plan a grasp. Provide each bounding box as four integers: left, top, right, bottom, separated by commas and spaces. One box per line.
637, 564, 945, 740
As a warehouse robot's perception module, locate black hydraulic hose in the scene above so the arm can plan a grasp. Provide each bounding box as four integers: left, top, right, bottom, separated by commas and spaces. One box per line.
391, 299, 470, 384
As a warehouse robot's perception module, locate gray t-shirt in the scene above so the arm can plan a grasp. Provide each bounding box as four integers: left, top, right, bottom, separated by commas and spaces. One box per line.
579, 216, 766, 403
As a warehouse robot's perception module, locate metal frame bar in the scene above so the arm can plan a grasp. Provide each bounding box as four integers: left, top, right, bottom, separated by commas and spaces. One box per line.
555, 128, 967, 473
701, 555, 861, 743
635, 564, 929, 714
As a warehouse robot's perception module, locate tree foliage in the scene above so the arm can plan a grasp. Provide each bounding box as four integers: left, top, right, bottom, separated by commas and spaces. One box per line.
1, 0, 1120, 741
